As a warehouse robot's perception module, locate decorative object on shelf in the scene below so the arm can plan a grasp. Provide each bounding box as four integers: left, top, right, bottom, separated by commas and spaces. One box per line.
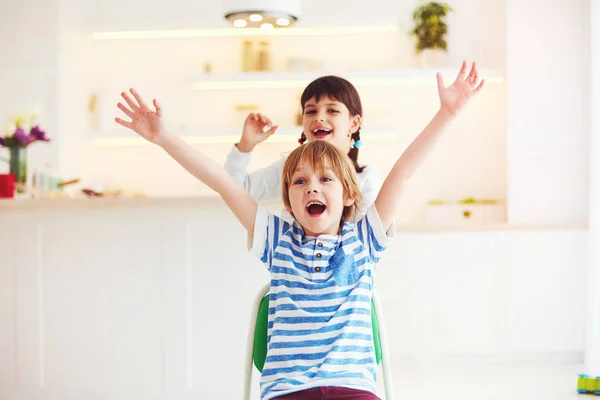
242, 40, 257, 71
88, 94, 99, 132
235, 103, 260, 126
295, 93, 303, 126
287, 57, 314, 72
241, 40, 271, 72
425, 197, 505, 226
410, 1, 452, 67
0, 111, 50, 194
257, 41, 271, 71
223, 0, 300, 29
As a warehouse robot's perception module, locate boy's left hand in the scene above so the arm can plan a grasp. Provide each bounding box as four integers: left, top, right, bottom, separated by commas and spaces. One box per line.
437, 60, 485, 116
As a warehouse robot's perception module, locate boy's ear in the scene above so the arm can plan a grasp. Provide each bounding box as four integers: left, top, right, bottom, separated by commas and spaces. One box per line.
344, 195, 356, 207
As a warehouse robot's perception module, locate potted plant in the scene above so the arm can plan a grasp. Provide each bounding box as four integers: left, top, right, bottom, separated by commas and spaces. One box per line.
410, 1, 452, 67
0, 112, 50, 193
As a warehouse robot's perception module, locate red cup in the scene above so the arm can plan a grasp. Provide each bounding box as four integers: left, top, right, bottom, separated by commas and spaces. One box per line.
0, 174, 15, 198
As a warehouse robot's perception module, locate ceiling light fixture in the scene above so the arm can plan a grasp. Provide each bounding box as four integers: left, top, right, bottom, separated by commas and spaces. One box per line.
224, 0, 301, 28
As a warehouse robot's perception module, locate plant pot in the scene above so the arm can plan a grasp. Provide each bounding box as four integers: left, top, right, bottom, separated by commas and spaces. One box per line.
9, 147, 27, 193
419, 48, 447, 68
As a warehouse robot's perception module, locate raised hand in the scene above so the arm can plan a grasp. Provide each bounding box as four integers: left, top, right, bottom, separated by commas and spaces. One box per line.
437, 61, 485, 117
115, 88, 166, 145
237, 112, 278, 152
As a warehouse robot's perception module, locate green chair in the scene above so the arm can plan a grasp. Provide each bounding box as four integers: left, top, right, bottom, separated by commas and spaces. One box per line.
243, 283, 394, 399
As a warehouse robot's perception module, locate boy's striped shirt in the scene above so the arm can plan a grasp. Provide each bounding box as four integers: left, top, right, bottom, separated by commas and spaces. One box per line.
250, 206, 395, 400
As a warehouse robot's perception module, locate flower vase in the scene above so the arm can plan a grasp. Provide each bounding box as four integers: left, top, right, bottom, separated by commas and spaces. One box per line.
9, 147, 27, 193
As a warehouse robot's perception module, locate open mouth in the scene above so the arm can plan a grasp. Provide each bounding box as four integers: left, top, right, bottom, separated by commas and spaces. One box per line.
312, 128, 331, 138
306, 201, 326, 216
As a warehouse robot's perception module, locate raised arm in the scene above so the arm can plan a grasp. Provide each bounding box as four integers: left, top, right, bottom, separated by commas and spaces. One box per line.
375, 61, 485, 231
224, 145, 286, 201
115, 88, 258, 233
223, 112, 284, 201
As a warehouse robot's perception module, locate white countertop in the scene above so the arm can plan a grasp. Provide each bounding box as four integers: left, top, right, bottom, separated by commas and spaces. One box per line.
0, 195, 225, 210
0, 196, 588, 232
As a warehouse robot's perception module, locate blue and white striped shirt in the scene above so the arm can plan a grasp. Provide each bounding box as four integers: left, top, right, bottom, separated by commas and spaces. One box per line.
250, 206, 395, 400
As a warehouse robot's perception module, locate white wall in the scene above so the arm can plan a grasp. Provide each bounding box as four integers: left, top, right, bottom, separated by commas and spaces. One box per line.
506, 0, 589, 225
0, 0, 60, 172
585, 0, 600, 377
55, 0, 96, 180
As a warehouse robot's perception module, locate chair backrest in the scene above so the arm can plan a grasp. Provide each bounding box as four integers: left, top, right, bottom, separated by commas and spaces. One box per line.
252, 293, 382, 372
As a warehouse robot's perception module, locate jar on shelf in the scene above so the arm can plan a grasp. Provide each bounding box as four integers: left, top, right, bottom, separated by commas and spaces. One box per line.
258, 41, 271, 71
241, 40, 256, 72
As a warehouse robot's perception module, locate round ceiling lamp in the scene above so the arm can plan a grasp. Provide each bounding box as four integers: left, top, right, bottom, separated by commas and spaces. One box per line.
224, 0, 301, 29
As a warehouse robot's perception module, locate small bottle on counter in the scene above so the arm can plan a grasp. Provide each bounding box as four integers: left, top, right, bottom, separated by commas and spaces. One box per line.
37, 164, 61, 198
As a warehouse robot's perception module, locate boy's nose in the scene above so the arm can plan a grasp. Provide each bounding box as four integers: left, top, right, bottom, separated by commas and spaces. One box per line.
307, 189, 318, 194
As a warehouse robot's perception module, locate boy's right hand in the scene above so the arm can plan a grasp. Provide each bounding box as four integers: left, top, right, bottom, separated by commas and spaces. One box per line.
115, 88, 168, 145
237, 112, 278, 153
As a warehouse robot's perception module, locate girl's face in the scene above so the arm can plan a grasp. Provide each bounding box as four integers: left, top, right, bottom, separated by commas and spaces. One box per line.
302, 96, 361, 153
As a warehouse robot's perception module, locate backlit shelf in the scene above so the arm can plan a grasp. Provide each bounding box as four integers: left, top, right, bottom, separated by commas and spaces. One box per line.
91, 25, 400, 40
190, 69, 505, 90
91, 129, 398, 147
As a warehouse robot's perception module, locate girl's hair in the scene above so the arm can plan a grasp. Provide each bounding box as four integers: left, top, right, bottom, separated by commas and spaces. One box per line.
282, 140, 363, 225
299, 75, 365, 174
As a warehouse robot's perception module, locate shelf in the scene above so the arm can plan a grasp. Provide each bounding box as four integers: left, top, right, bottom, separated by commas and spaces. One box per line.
91, 25, 400, 40
90, 128, 398, 147
190, 69, 505, 90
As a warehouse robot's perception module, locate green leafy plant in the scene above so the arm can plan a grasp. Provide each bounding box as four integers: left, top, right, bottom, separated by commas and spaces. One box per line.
411, 1, 453, 54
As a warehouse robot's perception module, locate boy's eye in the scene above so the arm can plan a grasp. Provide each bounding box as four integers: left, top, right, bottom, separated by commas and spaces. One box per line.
321, 177, 332, 182
328, 109, 339, 113
293, 178, 305, 185
304, 110, 315, 114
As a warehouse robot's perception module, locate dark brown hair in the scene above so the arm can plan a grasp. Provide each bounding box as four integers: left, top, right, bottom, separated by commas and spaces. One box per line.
298, 76, 365, 173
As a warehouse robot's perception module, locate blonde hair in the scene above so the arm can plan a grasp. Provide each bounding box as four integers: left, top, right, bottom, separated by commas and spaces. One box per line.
282, 140, 362, 224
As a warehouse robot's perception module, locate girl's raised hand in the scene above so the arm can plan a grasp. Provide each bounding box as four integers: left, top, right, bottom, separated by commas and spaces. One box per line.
437, 61, 485, 117
237, 112, 278, 152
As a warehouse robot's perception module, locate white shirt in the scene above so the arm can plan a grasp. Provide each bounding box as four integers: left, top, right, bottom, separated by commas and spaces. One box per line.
224, 144, 381, 217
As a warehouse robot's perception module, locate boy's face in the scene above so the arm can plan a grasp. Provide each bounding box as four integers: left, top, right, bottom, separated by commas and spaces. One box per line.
302, 96, 361, 153
285, 162, 355, 237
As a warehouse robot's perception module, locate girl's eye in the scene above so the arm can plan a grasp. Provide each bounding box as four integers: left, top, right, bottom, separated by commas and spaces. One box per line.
321, 177, 332, 182
328, 109, 339, 113
304, 110, 315, 114
294, 178, 305, 185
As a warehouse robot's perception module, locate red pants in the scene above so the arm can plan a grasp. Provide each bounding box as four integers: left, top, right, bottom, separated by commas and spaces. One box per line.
274, 387, 380, 399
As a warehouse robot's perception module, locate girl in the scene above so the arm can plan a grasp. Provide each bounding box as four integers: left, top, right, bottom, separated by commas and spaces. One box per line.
224, 75, 380, 217
115, 61, 484, 399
